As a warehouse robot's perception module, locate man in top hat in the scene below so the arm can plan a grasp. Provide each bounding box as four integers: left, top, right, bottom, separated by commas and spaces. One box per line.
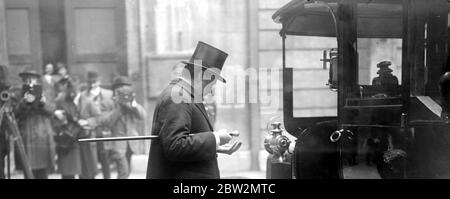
14, 67, 56, 179
76, 71, 114, 179
147, 41, 242, 179
79, 75, 146, 179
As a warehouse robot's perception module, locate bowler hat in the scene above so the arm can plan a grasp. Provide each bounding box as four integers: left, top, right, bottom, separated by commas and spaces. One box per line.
87, 71, 100, 83
19, 67, 41, 78
112, 76, 132, 90
182, 41, 228, 83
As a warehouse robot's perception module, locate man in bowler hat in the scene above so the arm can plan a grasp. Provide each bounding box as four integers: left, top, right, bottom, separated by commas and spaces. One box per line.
14, 67, 56, 179
79, 76, 146, 179
147, 41, 242, 179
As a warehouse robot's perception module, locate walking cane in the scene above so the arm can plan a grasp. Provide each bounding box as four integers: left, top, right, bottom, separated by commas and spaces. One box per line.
78, 132, 239, 143
78, 131, 239, 142
79, 135, 160, 143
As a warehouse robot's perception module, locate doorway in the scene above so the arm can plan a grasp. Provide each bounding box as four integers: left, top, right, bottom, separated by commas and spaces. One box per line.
4, 0, 127, 85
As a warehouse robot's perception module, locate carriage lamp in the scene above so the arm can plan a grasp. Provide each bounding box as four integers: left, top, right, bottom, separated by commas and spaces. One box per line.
264, 122, 291, 163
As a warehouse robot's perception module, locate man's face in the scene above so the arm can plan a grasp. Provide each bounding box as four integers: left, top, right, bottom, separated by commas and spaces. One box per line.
88, 80, 100, 89
58, 67, 67, 76
45, 64, 53, 75
114, 85, 134, 105
202, 79, 217, 97
23, 76, 38, 85
202, 69, 219, 97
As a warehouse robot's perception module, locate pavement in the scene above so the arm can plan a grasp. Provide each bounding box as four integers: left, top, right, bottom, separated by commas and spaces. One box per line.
8, 152, 268, 179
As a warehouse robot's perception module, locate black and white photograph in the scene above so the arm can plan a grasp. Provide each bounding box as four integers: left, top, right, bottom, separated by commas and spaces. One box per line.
0, 0, 450, 189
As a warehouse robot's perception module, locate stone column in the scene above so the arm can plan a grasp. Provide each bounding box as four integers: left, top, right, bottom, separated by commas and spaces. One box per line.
0, 0, 8, 65
247, 0, 261, 171
126, 0, 149, 154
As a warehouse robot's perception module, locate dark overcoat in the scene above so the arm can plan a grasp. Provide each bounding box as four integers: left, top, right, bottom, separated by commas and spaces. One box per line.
146, 79, 219, 179
54, 95, 82, 175
14, 97, 56, 171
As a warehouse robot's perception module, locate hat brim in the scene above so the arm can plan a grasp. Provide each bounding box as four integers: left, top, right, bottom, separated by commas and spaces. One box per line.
112, 83, 132, 89
181, 61, 226, 83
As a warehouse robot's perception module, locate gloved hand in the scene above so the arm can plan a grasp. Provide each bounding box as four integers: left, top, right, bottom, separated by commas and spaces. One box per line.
78, 119, 88, 126
122, 99, 138, 109
217, 141, 242, 155
213, 129, 233, 146
78, 119, 92, 130
54, 110, 66, 121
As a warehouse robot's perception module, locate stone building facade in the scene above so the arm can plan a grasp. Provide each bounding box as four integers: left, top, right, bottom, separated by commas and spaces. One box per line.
0, 0, 401, 172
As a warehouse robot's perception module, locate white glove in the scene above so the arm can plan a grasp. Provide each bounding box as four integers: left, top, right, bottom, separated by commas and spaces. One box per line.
131, 100, 137, 107
78, 119, 89, 127
217, 141, 242, 155
213, 129, 233, 146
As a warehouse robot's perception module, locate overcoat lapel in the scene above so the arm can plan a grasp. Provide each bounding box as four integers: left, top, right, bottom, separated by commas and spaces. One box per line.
194, 103, 214, 130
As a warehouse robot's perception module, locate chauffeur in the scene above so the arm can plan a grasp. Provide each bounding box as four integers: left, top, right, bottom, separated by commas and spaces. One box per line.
147, 41, 242, 179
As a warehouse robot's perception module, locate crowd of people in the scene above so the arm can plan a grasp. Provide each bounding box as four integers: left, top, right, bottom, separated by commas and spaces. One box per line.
0, 63, 146, 179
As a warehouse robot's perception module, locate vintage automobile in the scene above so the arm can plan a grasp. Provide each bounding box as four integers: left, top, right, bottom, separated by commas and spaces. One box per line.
264, 0, 450, 179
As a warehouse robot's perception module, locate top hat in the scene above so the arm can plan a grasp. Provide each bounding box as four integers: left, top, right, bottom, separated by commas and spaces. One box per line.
87, 71, 100, 83
112, 76, 132, 90
19, 67, 41, 78
182, 41, 228, 83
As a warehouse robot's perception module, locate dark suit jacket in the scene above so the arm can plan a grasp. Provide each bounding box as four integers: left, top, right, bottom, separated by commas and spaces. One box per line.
147, 79, 219, 179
